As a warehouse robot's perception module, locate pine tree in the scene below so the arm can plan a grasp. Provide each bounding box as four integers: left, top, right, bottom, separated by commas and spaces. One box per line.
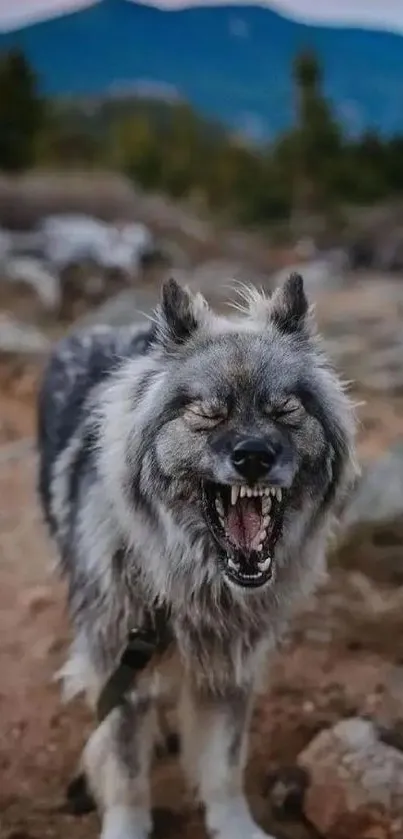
291, 50, 342, 226
0, 49, 44, 171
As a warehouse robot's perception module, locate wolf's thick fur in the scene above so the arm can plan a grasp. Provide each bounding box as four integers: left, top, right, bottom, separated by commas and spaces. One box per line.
37, 275, 357, 839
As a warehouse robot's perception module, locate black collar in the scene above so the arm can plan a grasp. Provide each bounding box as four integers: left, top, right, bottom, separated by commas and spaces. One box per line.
96, 606, 172, 722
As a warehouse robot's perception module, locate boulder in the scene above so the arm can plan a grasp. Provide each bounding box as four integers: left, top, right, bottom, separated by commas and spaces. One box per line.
344, 445, 403, 531
271, 252, 348, 293
72, 287, 159, 330
298, 718, 403, 836
334, 444, 403, 584
4, 256, 61, 312
0, 228, 12, 264
172, 260, 267, 307
39, 214, 155, 275
0, 314, 50, 355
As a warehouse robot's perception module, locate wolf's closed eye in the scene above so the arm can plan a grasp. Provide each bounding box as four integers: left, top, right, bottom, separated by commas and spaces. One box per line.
266, 397, 304, 423
184, 402, 227, 430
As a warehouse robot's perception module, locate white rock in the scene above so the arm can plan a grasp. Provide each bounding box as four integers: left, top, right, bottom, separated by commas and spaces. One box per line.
38, 214, 154, 274
0, 313, 50, 355
4, 256, 61, 311
343, 443, 403, 530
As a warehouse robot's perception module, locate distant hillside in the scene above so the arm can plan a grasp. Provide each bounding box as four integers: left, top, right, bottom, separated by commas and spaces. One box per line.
2, 0, 403, 139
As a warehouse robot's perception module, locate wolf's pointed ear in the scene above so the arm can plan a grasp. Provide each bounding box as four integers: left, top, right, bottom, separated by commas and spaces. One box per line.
270, 273, 310, 335
155, 278, 209, 347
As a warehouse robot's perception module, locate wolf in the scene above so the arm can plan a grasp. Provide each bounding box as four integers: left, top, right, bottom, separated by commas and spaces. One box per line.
37, 274, 357, 839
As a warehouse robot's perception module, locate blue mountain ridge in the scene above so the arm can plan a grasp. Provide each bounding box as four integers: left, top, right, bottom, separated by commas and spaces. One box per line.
1, 0, 403, 139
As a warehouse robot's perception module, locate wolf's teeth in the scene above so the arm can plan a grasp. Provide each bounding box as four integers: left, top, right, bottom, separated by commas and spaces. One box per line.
252, 527, 267, 549
215, 498, 224, 516
262, 497, 272, 514
258, 556, 272, 572
276, 489, 282, 502
228, 558, 240, 571
231, 486, 239, 505
240, 485, 247, 498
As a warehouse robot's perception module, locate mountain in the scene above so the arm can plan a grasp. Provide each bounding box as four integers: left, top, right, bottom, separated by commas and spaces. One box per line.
1, 0, 403, 140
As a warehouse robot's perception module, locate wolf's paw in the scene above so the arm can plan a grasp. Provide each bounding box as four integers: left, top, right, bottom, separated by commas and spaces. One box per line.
100, 806, 151, 839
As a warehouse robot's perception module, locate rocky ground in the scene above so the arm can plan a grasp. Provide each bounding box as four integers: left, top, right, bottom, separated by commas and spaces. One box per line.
2, 199, 403, 839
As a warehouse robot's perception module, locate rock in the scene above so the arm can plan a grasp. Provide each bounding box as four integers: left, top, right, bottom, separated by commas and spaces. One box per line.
75, 259, 260, 330
136, 192, 211, 242
271, 252, 347, 293
370, 667, 403, 740
358, 342, 403, 394
73, 287, 159, 330
172, 260, 266, 306
379, 722, 403, 754
316, 279, 403, 395
334, 444, 403, 584
4, 256, 61, 312
266, 766, 309, 820
348, 236, 377, 271
298, 718, 403, 836
39, 214, 155, 275
0, 227, 12, 264
294, 237, 317, 260
0, 314, 50, 355
0, 171, 140, 229
159, 238, 191, 269
375, 231, 403, 273
344, 446, 403, 531
345, 206, 403, 273
327, 806, 395, 839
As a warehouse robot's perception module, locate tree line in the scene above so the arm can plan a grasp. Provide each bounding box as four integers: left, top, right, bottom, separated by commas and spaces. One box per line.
1, 47, 403, 226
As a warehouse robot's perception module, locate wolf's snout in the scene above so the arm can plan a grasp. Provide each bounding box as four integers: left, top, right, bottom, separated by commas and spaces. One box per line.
231, 438, 278, 482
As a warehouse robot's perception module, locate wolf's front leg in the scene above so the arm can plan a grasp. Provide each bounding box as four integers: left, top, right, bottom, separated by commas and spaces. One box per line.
83, 697, 156, 839
180, 682, 275, 839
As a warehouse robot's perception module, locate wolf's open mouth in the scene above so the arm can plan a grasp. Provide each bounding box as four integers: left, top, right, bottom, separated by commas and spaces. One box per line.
202, 482, 286, 588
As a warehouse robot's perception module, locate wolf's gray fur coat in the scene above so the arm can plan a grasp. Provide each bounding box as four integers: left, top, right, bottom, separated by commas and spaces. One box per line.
37, 275, 357, 839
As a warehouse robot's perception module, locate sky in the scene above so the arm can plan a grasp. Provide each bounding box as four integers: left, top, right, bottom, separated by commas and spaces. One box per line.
1, 0, 403, 34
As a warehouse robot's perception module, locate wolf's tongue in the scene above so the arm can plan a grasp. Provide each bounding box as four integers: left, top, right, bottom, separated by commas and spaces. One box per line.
226, 499, 261, 551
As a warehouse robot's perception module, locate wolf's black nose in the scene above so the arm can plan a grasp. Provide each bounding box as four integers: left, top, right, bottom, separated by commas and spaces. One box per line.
231, 439, 276, 482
